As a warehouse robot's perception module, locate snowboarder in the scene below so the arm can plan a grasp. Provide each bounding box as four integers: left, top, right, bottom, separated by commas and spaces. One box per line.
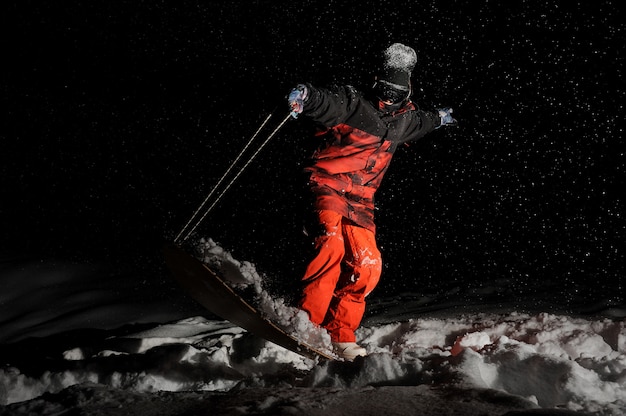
288, 43, 457, 361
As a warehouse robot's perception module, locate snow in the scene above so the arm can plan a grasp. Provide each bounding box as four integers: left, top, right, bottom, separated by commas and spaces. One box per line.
383, 43, 418, 73
1, 240, 625, 415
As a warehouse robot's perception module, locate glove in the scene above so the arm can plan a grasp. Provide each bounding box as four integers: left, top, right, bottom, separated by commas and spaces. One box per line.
288, 84, 308, 119
438, 107, 458, 127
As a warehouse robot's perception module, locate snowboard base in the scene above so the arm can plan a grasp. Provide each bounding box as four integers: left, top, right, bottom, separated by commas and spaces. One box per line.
163, 245, 336, 361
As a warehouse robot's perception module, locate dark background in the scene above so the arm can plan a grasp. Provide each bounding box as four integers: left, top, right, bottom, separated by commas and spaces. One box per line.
2, 1, 624, 318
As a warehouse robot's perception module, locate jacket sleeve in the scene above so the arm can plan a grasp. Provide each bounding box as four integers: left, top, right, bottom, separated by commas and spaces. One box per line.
300, 83, 360, 128
401, 109, 441, 143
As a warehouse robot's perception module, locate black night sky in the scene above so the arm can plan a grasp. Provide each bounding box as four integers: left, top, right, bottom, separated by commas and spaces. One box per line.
2, 1, 624, 318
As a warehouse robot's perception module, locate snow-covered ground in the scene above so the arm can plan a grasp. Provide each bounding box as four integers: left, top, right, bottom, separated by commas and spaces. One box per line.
1, 240, 625, 415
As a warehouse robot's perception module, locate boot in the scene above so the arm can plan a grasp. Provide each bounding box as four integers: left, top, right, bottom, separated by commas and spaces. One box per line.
332, 342, 367, 361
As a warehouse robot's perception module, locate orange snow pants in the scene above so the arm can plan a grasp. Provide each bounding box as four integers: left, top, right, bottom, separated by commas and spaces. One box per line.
299, 210, 382, 342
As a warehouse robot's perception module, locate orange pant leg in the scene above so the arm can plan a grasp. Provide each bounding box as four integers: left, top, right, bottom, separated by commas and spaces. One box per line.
322, 222, 381, 342
300, 210, 346, 326
300, 210, 382, 343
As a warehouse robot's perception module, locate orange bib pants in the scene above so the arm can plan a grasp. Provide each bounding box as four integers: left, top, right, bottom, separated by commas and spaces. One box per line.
299, 210, 382, 342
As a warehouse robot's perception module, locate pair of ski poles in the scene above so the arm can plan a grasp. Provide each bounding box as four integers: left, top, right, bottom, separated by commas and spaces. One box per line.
173, 111, 292, 246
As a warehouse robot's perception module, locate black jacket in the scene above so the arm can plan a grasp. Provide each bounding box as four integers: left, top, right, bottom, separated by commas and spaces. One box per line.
300, 83, 441, 231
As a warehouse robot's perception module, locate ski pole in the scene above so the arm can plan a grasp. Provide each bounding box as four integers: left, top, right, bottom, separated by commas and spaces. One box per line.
174, 111, 292, 245
174, 112, 273, 244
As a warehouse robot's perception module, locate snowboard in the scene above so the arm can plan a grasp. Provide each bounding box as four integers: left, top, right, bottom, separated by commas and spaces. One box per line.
163, 245, 336, 361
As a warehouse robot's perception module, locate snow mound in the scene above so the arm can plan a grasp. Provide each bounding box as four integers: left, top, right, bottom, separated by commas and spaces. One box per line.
1, 239, 625, 415
196, 238, 332, 350
1, 313, 625, 414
